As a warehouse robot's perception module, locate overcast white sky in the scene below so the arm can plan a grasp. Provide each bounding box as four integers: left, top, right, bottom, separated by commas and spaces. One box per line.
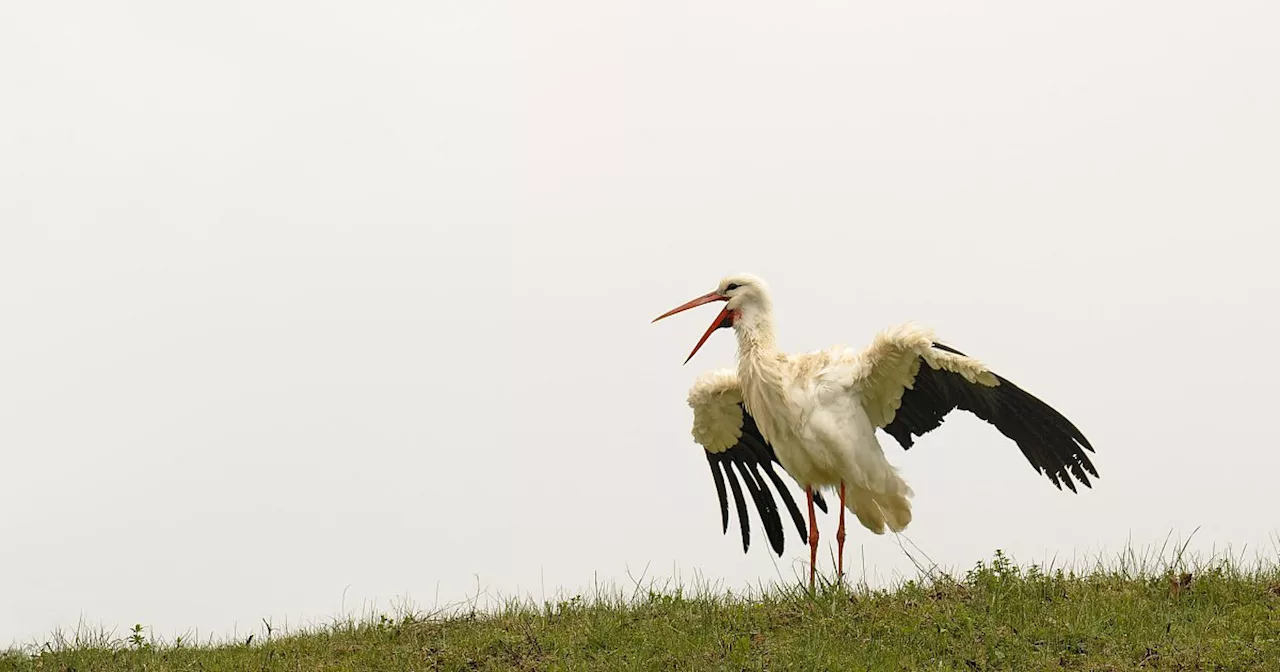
3, 0, 1278, 646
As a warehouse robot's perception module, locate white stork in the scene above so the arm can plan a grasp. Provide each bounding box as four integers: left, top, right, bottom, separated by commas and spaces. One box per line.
652, 274, 1097, 589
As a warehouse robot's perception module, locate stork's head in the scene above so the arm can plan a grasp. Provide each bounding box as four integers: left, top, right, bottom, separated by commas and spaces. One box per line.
652, 273, 772, 364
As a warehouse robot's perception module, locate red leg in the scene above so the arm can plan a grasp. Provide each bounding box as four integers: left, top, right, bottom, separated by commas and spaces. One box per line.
806, 487, 819, 591
836, 482, 847, 582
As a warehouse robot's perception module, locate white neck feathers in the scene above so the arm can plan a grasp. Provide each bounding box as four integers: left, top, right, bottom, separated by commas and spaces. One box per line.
733, 304, 783, 403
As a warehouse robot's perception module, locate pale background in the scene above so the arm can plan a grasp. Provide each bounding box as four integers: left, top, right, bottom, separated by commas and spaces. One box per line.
3, 0, 1278, 646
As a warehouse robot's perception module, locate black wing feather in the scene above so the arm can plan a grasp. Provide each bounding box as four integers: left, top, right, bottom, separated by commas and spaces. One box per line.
735, 460, 785, 554
739, 432, 807, 541
705, 454, 729, 533
882, 343, 1098, 491
718, 457, 752, 552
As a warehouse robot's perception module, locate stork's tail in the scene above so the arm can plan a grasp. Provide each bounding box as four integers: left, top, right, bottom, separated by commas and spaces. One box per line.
846, 465, 913, 535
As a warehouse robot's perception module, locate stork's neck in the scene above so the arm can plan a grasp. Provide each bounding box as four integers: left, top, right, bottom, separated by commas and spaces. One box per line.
732, 307, 787, 423
734, 313, 776, 354
733, 307, 779, 372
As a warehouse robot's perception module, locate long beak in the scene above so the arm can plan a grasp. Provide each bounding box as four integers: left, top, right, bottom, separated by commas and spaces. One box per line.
652, 291, 731, 364
651, 291, 727, 323
681, 306, 732, 364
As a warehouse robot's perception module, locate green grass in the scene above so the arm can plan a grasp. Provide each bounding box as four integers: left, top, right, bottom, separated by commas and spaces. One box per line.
6, 549, 1280, 671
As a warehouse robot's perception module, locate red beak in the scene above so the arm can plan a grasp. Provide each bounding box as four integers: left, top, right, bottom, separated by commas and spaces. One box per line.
652, 291, 733, 364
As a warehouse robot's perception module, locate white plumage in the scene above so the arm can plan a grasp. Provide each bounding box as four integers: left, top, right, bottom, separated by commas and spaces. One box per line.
654, 273, 1098, 588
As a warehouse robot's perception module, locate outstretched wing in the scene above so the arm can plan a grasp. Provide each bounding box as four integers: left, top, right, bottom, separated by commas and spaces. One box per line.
687, 370, 826, 555
853, 324, 1098, 492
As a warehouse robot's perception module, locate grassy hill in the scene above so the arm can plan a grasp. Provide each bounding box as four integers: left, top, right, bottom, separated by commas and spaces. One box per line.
5, 550, 1280, 671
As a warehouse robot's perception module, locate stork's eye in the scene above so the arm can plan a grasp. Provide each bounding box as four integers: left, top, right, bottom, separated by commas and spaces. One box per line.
725, 283, 741, 291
